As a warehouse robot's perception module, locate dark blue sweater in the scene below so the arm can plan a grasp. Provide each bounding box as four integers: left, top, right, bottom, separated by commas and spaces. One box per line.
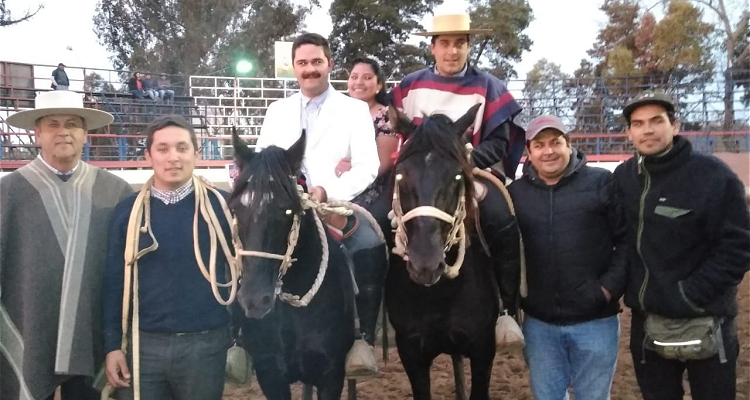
103, 190, 232, 354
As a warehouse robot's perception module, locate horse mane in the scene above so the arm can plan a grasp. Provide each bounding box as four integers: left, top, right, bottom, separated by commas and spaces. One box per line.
396, 113, 476, 226
229, 146, 303, 215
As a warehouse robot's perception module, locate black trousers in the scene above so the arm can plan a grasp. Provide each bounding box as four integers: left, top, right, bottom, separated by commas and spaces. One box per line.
630, 311, 740, 400
44, 375, 99, 400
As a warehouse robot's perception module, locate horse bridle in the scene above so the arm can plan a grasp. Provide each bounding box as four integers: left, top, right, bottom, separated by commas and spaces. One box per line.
391, 172, 468, 278
232, 182, 331, 307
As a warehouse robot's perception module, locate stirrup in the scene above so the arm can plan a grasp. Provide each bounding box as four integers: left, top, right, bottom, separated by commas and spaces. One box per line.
495, 313, 525, 353
345, 338, 378, 378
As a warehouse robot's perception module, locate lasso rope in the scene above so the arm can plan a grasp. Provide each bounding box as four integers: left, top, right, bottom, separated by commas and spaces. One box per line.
101, 175, 239, 400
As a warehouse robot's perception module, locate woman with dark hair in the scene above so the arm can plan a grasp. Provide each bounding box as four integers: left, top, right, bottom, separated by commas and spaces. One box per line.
340, 57, 399, 212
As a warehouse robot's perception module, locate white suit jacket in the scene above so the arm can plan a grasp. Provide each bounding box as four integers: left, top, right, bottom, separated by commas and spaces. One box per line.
256, 86, 379, 201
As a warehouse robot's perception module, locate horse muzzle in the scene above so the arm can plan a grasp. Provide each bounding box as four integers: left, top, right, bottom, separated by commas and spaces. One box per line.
407, 261, 445, 287
238, 291, 276, 319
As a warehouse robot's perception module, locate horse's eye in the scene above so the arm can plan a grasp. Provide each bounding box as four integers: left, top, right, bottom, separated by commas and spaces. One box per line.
455, 174, 462, 180
285, 209, 292, 215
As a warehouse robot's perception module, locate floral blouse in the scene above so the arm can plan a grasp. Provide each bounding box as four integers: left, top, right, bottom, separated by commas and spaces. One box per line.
353, 106, 398, 207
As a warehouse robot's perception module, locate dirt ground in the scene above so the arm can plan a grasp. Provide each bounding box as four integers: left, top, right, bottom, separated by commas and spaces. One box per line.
222, 273, 749, 400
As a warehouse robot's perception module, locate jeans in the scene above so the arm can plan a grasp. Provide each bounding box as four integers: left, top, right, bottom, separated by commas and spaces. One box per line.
55, 85, 69, 91
115, 325, 231, 400
159, 89, 175, 100
341, 209, 385, 254
523, 315, 620, 400
43, 375, 99, 400
630, 311, 739, 400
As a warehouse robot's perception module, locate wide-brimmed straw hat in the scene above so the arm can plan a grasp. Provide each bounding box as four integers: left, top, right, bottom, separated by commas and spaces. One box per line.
414, 13, 492, 36
6, 90, 114, 131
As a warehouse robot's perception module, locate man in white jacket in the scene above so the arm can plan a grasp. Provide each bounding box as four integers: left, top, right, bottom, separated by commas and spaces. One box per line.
256, 32, 384, 377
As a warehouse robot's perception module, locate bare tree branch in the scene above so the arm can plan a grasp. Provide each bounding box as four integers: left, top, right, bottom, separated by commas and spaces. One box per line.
0, 3, 43, 27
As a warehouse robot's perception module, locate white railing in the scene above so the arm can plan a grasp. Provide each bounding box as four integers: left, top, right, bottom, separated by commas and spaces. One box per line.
189, 75, 399, 158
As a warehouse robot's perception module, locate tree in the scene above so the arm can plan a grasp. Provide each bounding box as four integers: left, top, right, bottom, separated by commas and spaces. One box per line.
327, 0, 443, 81
93, 0, 308, 77
571, 0, 715, 132
522, 59, 572, 118
587, 0, 641, 75
0, 0, 42, 27
467, 0, 533, 78
84, 72, 117, 93
686, 0, 748, 126
733, 13, 749, 105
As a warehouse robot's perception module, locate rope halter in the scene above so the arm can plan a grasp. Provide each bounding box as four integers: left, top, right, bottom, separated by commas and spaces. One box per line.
391, 172, 468, 279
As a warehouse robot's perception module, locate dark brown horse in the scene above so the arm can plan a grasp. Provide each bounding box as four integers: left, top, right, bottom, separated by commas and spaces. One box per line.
385, 104, 499, 400
229, 130, 356, 400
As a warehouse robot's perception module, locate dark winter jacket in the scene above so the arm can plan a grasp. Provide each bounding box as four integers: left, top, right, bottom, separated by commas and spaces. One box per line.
613, 136, 750, 318
509, 148, 628, 325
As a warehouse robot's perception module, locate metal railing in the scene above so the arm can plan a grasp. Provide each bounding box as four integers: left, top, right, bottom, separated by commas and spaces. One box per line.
2, 131, 747, 168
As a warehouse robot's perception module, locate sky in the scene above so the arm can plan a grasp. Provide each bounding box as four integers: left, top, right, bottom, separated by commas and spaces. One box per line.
0, 0, 610, 88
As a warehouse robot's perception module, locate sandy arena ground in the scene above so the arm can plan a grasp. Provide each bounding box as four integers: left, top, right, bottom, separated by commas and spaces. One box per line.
221, 273, 749, 400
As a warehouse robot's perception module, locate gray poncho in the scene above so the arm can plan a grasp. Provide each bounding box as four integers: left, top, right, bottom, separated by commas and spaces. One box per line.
0, 158, 133, 399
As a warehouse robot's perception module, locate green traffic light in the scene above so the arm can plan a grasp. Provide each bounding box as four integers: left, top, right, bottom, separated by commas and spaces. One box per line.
236, 60, 253, 74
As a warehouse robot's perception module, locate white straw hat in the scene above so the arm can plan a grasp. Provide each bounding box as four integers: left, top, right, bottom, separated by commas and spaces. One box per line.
415, 13, 492, 36
6, 90, 114, 131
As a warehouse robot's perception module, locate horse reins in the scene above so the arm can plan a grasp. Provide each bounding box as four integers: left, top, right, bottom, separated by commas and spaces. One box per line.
102, 176, 239, 400
232, 180, 388, 307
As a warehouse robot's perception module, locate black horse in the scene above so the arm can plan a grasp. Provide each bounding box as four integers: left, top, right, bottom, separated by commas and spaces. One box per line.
229, 130, 356, 400
385, 104, 500, 400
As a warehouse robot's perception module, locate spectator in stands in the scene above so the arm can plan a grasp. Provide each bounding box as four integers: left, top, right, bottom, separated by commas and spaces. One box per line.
127, 72, 145, 99
1, 90, 133, 400
615, 89, 750, 400
51, 63, 70, 90
508, 115, 627, 400
157, 74, 175, 103
141, 73, 159, 101
256, 33, 384, 377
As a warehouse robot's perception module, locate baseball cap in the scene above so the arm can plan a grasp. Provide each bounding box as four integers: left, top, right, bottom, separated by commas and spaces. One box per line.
622, 89, 675, 121
525, 115, 568, 142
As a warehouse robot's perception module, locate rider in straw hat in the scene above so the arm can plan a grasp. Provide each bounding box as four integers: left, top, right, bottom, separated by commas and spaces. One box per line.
390, 12, 526, 351
0, 90, 133, 400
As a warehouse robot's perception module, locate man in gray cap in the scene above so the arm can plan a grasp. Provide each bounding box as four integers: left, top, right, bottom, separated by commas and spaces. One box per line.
508, 114, 627, 400
614, 89, 750, 400
0, 90, 133, 400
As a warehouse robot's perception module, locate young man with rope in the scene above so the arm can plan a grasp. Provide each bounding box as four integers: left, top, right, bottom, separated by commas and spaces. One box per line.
102, 115, 237, 400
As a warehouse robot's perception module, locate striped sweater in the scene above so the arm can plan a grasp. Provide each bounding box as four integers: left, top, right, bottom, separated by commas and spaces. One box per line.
391, 66, 526, 178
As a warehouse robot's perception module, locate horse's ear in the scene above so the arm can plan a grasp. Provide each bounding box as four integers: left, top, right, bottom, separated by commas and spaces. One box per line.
453, 103, 482, 138
284, 129, 306, 173
387, 106, 417, 141
232, 126, 254, 167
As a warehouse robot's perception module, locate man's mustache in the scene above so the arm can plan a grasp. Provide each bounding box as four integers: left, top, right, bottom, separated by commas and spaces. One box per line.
302, 71, 322, 79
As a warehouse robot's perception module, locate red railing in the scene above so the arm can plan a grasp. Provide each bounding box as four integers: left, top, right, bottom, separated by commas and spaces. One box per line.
1, 131, 748, 170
